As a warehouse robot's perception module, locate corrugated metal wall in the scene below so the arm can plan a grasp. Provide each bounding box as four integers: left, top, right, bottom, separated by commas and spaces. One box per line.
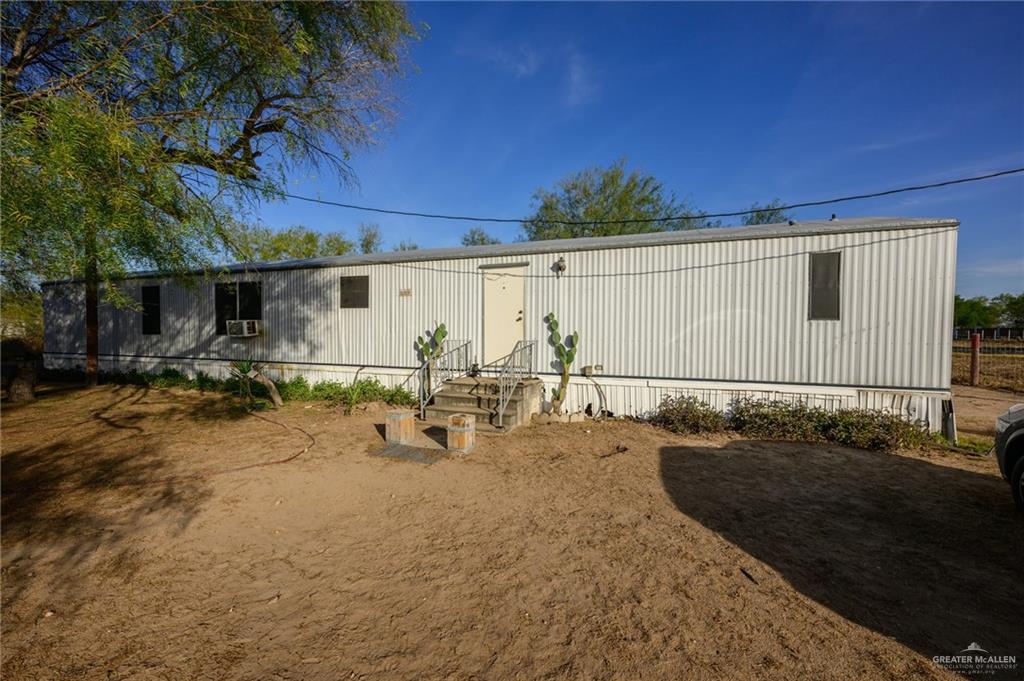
43, 224, 957, 425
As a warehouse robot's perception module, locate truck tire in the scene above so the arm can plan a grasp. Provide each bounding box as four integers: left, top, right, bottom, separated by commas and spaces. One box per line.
1012, 455, 1024, 515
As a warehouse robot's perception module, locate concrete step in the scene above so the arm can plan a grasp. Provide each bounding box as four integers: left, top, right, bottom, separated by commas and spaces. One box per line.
423, 376, 543, 432
433, 391, 527, 410
423, 417, 506, 433
423, 404, 521, 431
440, 376, 543, 396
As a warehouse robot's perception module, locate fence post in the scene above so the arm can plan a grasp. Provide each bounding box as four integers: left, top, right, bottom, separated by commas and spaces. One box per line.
970, 333, 981, 386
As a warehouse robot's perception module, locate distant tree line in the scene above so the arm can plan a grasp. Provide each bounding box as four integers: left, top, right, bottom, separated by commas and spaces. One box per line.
954, 293, 1024, 328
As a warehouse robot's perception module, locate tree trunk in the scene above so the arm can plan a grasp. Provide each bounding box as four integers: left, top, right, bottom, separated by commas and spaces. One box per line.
7, 361, 37, 402
252, 371, 284, 408
85, 229, 99, 386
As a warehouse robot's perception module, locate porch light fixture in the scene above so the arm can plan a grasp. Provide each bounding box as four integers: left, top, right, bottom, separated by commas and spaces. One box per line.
555, 256, 567, 277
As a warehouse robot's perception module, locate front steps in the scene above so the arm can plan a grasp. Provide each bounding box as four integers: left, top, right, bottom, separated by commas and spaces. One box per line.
425, 377, 542, 431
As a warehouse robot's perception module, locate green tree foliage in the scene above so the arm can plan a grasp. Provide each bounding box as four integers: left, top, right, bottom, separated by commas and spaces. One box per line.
3, 95, 228, 300
393, 240, 419, 251
357, 223, 383, 254
0, 288, 43, 351
231, 224, 353, 262
461, 227, 501, 246
742, 199, 792, 226
1, 1, 416, 381
993, 293, 1024, 327
522, 159, 718, 240
954, 294, 1007, 328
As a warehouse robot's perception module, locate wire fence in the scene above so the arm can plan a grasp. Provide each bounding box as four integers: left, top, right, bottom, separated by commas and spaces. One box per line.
952, 337, 1024, 393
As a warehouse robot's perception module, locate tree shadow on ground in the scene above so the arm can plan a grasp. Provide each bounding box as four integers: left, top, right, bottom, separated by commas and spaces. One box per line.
659, 441, 1024, 670
0, 385, 238, 608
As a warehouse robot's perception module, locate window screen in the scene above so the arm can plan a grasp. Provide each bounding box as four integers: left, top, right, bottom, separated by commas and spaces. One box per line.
141, 285, 161, 335
340, 276, 369, 308
808, 252, 841, 320
214, 281, 262, 335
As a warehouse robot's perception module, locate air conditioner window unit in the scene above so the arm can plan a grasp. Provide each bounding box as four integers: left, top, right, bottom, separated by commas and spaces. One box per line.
227, 319, 260, 337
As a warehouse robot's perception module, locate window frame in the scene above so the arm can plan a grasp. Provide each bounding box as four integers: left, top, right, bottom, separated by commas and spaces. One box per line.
215, 281, 262, 335
807, 251, 842, 321
141, 285, 161, 335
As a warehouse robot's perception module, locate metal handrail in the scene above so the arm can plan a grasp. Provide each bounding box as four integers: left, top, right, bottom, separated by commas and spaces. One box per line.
418, 339, 472, 418
495, 340, 536, 429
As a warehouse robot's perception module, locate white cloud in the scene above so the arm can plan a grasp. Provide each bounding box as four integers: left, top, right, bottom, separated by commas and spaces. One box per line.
565, 49, 597, 108
958, 258, 1024, 277
854, 129, 945, 154
461, 43, 542, 78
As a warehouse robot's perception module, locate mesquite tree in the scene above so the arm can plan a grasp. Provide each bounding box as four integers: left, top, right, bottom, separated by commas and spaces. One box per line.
1, 1, 417, 384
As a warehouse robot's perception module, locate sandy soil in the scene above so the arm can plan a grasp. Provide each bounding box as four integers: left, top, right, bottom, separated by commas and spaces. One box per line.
952, 384, 1023, 438
2, 385, 1022, 680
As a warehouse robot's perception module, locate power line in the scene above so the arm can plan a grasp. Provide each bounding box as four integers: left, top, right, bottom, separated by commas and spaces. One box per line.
191, 165, 1024, 226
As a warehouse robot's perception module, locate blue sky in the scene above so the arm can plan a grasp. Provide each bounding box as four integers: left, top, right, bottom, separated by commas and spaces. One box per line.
256, 2, 1023, 297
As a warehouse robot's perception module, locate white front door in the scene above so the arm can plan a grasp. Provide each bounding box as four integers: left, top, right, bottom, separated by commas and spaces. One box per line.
482, 265, 525, 364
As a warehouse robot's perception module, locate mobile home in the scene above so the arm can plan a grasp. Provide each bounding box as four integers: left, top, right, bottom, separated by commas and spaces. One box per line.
43, 217, 958, 431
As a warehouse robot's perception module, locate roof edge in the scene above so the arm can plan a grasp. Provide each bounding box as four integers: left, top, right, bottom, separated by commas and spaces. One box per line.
42, 216, 959, 285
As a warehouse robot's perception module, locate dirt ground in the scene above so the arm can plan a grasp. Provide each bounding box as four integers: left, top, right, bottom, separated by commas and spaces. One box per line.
952, 384, 1023, 439
2, 384, 1022, 680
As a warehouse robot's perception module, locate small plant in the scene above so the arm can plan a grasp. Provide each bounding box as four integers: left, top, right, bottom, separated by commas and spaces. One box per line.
308, 377, 416, 413
727, 398, 929, 452
545, 312, 579, 415
276, 375, 312, 401
193, 371, 225, 393
415, 322, 449, 363
729, 399, 827, 442
819, 408, 929, 452
60, 367, 416, 410
150, 367, 190, 389
415, 322, 449, 396
649, 395, 726, 434
228, 359, 258, 407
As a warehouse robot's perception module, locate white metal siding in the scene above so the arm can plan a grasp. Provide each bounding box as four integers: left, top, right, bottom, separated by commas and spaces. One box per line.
43, 224, 957, 419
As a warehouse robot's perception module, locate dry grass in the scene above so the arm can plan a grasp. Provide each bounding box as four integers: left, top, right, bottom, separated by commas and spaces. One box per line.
952, 341, 1024, 393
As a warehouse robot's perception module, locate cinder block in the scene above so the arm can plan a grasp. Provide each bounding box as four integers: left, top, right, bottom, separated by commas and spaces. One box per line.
385, 409, 416, 444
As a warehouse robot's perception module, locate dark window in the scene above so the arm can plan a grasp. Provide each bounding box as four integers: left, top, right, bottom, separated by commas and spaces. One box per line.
141, 285, 161, 335
238, 281, 262, 320
340, 276, 369, 308
215, 281, 262, 334
808, 252, 841, 320
215, 283, 236, 335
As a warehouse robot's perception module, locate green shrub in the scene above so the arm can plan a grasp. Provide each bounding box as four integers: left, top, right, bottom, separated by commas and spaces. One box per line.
727, 398, 928, 452
150, 367, 190, 388
819, 408, 929, 452
649, 395, 726, 434
276, 375, 313, 401
86, 368, 415, 410
310, 380, 348, 403
193, 371, 225, 392
309, 378, 416, 412
728, 399, 828, 441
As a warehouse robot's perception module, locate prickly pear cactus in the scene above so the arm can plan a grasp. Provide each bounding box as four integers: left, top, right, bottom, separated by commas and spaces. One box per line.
415, 322, 449, 398
545, 312, 579, 414
415, 322, 448, 361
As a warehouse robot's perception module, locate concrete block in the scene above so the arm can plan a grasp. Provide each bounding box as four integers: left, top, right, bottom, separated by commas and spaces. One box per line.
447, 413, 476, 454
385, 409, 416, 445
